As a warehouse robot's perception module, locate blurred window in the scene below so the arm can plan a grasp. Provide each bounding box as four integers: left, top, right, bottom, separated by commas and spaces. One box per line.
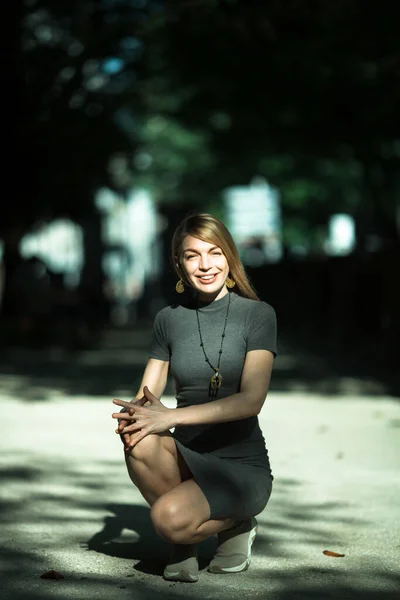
224, 177, 283, 264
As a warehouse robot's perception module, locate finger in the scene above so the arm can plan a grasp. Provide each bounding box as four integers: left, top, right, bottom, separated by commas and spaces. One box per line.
119, 422, 142, 435
120, 407, 136, 420
113, 415, 126, 433
115, 419, 138, 434
135, 396, 148, 407
125, 428, 149, 450
112, 412, 132, 420
143, 386, 157, 402
111, 412, 131, 421
115, 419, 126, 433
115, 424, 132, 434
113, 399, 134, 409
114, 406, 140, 424
124, 431, 135, 452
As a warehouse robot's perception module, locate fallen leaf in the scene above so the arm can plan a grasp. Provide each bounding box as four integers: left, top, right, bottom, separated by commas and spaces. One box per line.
323, 550, 345, 557
40, 569, 64, 580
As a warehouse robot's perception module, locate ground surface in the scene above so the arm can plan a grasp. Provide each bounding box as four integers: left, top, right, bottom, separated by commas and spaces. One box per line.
1, 328, 399, 600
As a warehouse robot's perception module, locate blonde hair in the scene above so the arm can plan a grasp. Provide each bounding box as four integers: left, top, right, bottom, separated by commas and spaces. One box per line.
172, 212, 260, 301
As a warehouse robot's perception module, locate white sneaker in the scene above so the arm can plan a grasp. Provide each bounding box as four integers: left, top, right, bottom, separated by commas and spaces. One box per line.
163, 544, 199, 582
208, 517, 258, 573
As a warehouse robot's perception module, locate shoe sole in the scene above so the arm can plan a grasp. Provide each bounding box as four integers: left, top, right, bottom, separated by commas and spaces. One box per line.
208, 524, 258, 574
163, 569, 199, 583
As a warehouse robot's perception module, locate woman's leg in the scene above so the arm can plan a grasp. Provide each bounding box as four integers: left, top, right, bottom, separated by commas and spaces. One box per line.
124, 431, 191, 505
151, 479, 235, 545
125, 433, 247, 580
124, 432, 234, 541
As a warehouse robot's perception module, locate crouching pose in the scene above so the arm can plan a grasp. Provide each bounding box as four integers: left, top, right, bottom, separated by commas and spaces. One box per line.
112, 213, 277, 582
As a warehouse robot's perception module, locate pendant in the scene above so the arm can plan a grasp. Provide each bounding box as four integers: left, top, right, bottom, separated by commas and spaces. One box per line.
210, 370, 222, 391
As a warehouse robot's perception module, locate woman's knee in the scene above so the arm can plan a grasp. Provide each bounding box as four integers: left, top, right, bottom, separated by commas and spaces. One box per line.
127, 434, 157, 462
127, 432, 174, 463
151, 496, 190, 543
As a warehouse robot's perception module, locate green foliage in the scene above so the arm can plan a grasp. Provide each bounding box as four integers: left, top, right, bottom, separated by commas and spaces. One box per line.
10, 0, 400, 247
12, 0, 158, 235
134, 115, 214, 203
149, 0, 400, 241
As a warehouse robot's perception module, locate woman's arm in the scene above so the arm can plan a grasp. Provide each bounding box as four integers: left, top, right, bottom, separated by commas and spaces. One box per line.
132, 357, 169, 403
171, 349, 274, 427
113, 350, 274, 448
115, 358, 169, 449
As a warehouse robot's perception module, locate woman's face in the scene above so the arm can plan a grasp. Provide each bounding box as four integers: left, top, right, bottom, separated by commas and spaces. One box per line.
180, 235, 230, 301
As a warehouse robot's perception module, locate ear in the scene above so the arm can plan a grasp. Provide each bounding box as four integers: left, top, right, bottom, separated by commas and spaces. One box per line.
175, 259, 183, 275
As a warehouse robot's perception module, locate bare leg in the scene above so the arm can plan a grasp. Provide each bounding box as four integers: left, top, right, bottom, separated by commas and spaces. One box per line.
124, 431, 191, 505
124, 432, 236, 544
151, 479, 236, 545
125, 433, 245, 581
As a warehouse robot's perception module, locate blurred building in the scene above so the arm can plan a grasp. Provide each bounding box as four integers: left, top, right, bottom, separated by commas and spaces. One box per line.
224, 177, 283, 265
14, 188, 161, 325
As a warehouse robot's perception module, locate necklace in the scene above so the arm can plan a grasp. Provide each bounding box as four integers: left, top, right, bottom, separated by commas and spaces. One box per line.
195, 292, 231, 399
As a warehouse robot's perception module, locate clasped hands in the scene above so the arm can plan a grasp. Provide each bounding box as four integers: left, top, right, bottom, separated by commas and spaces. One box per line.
112, 386, 173, 452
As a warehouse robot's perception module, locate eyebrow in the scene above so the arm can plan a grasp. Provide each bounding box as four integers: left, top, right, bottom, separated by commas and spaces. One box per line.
183, 246, 220, 254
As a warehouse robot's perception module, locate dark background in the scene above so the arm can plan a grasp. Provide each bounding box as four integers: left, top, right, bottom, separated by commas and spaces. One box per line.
2, 0, 399, 394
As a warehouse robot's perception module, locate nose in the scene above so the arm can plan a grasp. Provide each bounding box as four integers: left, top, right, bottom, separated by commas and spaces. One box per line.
199, 253, 211, 270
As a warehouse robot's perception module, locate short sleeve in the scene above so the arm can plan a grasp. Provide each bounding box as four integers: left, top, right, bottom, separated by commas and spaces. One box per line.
149, 309, 170, 361
246, 302, 277, 357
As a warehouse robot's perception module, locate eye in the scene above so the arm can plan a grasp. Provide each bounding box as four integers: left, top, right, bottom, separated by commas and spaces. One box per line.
212, 251, 222, 256
185, 254, 196, 260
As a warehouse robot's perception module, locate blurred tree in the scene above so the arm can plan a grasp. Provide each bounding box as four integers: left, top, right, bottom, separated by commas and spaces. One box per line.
155, 0, 400, 248
15, 0, 153, 230
11, 0, 399, 247
4, 0, 400, 331
4, 0, 163, 324
132, 115, 215, 205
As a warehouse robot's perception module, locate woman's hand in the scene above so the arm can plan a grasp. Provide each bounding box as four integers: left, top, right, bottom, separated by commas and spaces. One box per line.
112, 386, 174, 451
115, 395, 148, 450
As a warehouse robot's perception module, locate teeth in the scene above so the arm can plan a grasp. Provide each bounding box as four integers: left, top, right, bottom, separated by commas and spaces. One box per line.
200, 275, 214, 280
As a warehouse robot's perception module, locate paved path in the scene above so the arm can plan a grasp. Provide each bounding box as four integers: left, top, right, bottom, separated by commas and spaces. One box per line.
0, 337, 399, 600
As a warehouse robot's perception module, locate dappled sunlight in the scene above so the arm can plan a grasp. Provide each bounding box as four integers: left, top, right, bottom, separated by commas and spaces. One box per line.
1, 389, 399, 598
0, 336, 152, 401
4, 2, 399, 597
2, 447, 398, 599
0, 325, 395, 401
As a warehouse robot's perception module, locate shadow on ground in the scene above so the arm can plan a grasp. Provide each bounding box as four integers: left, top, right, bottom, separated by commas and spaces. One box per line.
1, 458, 399, 600
0, 326, 399, 401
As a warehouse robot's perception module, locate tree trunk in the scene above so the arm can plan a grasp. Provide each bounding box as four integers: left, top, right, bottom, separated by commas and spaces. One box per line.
78, 210, 109, 335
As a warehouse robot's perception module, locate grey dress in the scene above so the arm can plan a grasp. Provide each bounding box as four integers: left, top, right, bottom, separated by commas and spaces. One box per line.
149, 290, 277, 520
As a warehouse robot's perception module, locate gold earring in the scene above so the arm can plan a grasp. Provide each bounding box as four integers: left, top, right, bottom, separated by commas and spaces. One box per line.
175, 279, 185, 294
226, 277, 236, 289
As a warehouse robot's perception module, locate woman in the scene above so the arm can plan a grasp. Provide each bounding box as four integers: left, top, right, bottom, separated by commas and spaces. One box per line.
112, 213, 277, 582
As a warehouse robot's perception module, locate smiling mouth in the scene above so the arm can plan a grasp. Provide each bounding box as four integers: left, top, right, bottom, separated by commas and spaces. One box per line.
197, 274, 218, 283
